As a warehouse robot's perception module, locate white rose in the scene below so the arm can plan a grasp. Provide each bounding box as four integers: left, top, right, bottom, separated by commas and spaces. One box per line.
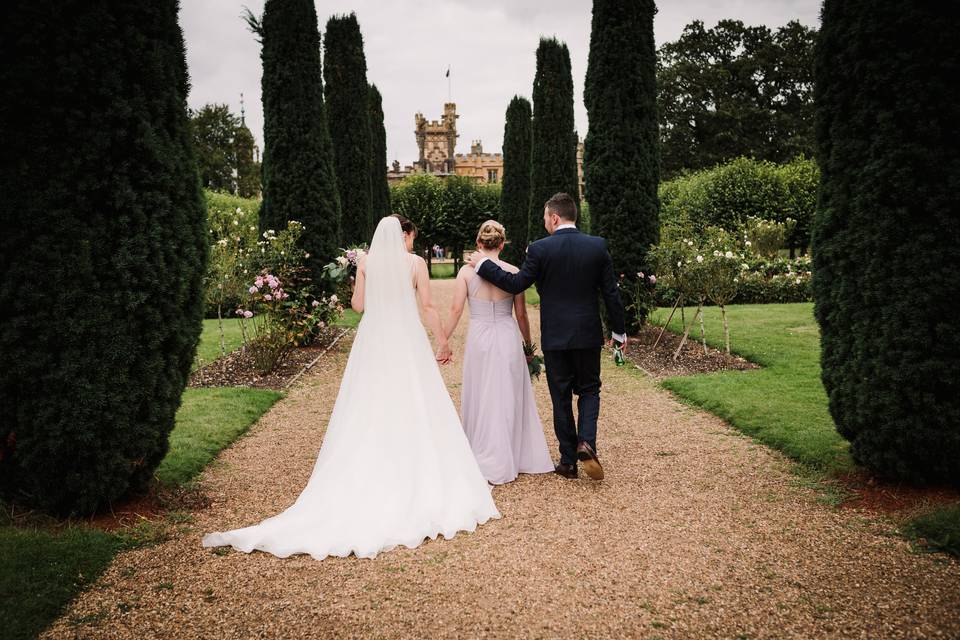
696, 255, 704, 263
336, 256, 348, 266
725, 251, 734, 258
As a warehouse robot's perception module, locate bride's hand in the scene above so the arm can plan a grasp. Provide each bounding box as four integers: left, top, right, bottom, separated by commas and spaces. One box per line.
436, 342, 453, 364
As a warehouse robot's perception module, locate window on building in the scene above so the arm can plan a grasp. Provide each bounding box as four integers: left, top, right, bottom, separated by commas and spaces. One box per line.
487, 169, 498, 183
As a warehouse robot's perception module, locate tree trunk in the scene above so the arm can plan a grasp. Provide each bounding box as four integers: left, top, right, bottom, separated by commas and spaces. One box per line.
698, 298, 708, 354
673, 301, 702, 361
720, 303, 731, 354
653, 294, 683, 350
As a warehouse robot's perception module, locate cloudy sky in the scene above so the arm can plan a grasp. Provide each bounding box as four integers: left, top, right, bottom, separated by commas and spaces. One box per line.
181, 1, 820, 166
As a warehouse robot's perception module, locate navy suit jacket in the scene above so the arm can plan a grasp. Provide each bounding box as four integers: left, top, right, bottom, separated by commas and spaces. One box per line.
477, 228, 626, 351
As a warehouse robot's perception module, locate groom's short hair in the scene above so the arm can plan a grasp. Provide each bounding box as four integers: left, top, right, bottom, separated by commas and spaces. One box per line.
545, 192, 578, 222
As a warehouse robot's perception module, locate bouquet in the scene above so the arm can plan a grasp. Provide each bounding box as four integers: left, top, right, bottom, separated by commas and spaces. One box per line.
524, 342, 545, 381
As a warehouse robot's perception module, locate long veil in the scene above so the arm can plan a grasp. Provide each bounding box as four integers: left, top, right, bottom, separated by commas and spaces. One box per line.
202, 215, 499, 560
361, 216, 419, 325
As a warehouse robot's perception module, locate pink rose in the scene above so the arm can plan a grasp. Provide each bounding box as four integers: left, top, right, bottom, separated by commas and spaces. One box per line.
243, 310, 253, 319
649, 275, 657, 284
264, 294, 272, 301
248, 286, 258, 294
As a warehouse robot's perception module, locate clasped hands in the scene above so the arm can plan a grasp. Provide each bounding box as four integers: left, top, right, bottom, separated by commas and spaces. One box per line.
436, 341, 453, 365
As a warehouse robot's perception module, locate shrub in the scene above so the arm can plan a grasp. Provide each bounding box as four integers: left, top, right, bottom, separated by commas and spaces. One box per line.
0, 2, 207, 515
743, 216, 796, 258
500, 96, 533, 265
658, 156, 818, 253
813, 0, 959, 483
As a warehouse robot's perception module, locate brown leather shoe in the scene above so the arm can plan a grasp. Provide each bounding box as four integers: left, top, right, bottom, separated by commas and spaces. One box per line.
554, 462, 578, 479
576, 442, 604, 480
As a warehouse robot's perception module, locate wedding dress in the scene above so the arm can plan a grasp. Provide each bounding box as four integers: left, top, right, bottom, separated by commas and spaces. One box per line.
202, 217, 500, 560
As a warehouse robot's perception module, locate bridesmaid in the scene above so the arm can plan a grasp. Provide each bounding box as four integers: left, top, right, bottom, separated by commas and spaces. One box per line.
443, 220, 554, 484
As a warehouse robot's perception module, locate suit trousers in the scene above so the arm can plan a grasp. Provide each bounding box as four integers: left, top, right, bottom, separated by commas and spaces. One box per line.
543, 348, 602, 465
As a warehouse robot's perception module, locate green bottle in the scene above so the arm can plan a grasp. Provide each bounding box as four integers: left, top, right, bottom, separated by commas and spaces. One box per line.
613, 342, 626, 366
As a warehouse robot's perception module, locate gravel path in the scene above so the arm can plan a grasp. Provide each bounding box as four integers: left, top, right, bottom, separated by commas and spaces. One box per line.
45, 280, 959, 639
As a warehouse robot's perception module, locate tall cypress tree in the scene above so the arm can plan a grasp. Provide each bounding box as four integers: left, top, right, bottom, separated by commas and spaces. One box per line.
528, 38, 580, 241
259, 0, 341, 284
325, 13, 373, 245
584, 0, 660, 328
368, 83, 391, 220
812, 1, 959, 483
0, 1, 207, 515
500, 96, 533, 264
234, 115, 261, 198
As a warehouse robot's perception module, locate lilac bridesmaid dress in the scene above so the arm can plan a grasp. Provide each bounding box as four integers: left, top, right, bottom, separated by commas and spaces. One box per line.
460, 268, 555, 484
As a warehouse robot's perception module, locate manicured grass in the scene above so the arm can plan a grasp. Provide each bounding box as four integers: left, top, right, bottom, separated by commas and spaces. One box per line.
336, 309, 362, 328
905, 504, 960, 557
0, 526, 120, 640
1, 383, 281, 636
155, 387, 282, 487
651, 303, 853, 475
430, 262, 456, 279
194, 317, 244, 370
525, 288, 540, 306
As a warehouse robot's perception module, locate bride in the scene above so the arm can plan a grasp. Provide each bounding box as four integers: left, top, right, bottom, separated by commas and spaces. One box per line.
202, 215, 500, 560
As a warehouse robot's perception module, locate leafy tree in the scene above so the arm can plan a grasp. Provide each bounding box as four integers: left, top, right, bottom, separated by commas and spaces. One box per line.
389, 173, 444, 266
233, 117, 261, 198
812, 0, 959, 484
0, 1, 207, 514
500, 96, 533, 264
658, 19, 817, 178
257, 0, 341, 287
528, 38, 580, 241
191, 103, 238, 192
324, 13, 373, 245
368, 84, 391, 219
584, 0, 660, 328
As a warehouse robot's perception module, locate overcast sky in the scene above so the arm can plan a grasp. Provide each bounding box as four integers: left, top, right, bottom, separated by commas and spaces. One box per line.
181, 1, 821, 166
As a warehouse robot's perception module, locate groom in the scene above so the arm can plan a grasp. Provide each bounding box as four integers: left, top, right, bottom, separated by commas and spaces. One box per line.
468, 192, 626, 480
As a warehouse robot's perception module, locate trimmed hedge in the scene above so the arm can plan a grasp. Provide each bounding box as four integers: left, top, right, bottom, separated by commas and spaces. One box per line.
0, 2, 207, 515
812, 1, 959, 484
659, 156, 818, 253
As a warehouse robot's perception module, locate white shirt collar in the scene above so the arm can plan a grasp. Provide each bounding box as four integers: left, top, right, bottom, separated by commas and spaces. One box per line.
555, 223, 577, 231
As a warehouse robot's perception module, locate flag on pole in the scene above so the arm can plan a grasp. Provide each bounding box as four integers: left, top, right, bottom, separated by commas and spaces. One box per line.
445, 66, 450, 77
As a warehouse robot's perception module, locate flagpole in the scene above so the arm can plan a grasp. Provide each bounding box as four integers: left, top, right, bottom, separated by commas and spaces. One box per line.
447, 65, 451, 101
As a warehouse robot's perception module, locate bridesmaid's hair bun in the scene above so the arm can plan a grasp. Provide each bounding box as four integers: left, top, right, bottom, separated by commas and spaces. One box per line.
476, 220, 506, 250
390, 213, 417, 235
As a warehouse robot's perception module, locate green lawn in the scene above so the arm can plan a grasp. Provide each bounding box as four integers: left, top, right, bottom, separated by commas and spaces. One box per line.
430, 262, 456, 279
155, 387, 282, 487
2, 324, 283, 638
906, 504, 960, 557
651, 303, 853, 475
0, 525, 120, 640
336, 309, 362, 328
194, 317, 244, 370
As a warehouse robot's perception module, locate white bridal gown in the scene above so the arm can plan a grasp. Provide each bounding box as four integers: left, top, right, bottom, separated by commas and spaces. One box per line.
202, 217, 500, 560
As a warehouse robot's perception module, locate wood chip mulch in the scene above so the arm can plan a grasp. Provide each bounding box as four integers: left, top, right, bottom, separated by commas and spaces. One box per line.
624, 323, 759, 379
189, 327, 348, 390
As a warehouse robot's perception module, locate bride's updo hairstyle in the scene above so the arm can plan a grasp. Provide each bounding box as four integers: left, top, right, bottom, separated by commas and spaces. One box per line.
390, 213, 417, 236
476, 219, 506, 250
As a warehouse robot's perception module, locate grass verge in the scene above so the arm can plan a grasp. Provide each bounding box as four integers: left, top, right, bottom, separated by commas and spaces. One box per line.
2, 326, 282, 638
651, 303, 852, 475
194, 317, 244, 371
0, 526, 120, 640
155, 387, 283, 487
430, 262, 456, 279
905, 505, 960, 557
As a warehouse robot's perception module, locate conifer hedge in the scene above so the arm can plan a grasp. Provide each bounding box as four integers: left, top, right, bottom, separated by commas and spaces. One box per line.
259, 0, 341, 285
528, 38, 580, 241
812, 0, 959, 483
325, 13, 373, 245
0, 1, 207, 514
500, 96, 533, 264
368, 84, 391, 220
584, 0, 659, 329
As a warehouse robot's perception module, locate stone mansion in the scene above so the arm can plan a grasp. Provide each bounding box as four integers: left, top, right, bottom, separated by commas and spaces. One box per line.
387, 102, 584, 199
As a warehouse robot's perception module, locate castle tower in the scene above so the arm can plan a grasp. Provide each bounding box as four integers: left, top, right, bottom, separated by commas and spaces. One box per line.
415, 102, 459, 174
